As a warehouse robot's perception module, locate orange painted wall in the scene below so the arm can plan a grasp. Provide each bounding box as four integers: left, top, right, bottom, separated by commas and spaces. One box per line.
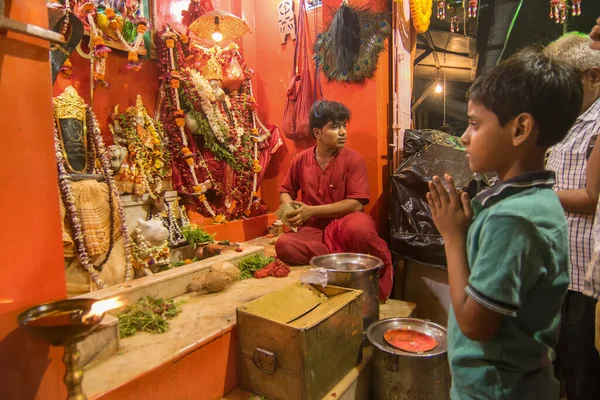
0, 1, 68, 400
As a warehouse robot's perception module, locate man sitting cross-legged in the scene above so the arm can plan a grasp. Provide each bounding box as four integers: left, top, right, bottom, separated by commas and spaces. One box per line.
275, 100, 393, 300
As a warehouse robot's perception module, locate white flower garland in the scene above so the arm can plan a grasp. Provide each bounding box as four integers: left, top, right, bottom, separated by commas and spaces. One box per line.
115, 29, 145, 53
165, 33, 216, 217
187, 67, 243, 149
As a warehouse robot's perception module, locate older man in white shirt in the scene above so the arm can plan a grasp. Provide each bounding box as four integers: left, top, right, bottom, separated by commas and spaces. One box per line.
545, 32, 600, 400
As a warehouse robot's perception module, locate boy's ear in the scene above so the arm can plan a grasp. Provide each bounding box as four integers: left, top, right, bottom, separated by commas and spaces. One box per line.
589, 66, 600, 87
312, 128, 320, 138
512, 113, 535, 147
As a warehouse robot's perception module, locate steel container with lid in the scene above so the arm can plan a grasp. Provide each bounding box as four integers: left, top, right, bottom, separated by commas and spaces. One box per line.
310, 253, 382, 334
367, 317, 451, 400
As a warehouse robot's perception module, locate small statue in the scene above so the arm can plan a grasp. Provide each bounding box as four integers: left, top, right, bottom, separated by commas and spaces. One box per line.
131, 218, 170, 276
106, 144, 127, 174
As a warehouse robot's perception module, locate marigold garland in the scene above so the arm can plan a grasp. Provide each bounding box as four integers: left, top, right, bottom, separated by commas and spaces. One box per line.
410, 0, 433, 34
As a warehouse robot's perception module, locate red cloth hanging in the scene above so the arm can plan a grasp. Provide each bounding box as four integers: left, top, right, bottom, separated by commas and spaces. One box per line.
282, 0, 319, 141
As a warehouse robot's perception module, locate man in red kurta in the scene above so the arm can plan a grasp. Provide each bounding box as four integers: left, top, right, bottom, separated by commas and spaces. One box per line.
275, 100, 393, 300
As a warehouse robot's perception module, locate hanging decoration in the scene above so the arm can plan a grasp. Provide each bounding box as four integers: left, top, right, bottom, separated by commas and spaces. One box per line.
468, 0, 478, 18
188, 9, 251, 41
549, 0, 569, 24
572, 0, 582, 16
110, 95, 171, 198
53, 87, 133, 289
70, 1, 152, 72
114, 17, 149, 71
330, 0, 361, 74
410, 0, 433, 34
451, 15, 460, 33
278, 0, 297, 44
49, 2, 85, 85
437, 1, 446, 19
157, 27, 280, 222
81, 4, 112, 88
283, 0, 316, 139
317, 5, 391, 83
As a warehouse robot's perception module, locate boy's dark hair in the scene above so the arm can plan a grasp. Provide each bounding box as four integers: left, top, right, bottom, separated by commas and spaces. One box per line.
467, 47, 583, 147
309, 100, 351, 136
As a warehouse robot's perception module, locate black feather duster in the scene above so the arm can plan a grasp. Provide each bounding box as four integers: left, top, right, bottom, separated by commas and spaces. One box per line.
330, 0, 361, 74
317, 5, 391, 84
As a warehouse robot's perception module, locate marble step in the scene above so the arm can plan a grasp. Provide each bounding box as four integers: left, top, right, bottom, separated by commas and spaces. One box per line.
75, 244, 264, 369
77, 314, 119, 368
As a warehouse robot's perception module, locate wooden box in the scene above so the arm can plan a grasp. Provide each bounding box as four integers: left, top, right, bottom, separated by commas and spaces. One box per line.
237, 282, 363, 400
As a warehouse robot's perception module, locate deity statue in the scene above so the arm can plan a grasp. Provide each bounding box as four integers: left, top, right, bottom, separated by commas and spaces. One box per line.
109, 95, 171, 197
158, 31, 282, 222
53, 86, 133, 295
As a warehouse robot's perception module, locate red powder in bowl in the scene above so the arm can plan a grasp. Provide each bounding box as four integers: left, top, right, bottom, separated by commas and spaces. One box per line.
384, 328, 438, 353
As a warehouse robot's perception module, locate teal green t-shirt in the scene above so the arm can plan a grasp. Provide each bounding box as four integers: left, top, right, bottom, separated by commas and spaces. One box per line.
448, 171, 569, 400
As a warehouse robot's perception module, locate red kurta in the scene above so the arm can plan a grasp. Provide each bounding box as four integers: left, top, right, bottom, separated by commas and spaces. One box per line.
276, 146, 393, 300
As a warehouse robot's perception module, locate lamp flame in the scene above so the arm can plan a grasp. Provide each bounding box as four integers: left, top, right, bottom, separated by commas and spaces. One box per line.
82, 297, 124, 323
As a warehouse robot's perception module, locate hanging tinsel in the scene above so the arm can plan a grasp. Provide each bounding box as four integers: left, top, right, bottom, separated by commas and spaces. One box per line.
316, 5, 391, 84
451, 15, 459, 33
572, 0, 582, 15
550, 1, 582, 23
437, 1, 446, 19
468, 0, 478, 18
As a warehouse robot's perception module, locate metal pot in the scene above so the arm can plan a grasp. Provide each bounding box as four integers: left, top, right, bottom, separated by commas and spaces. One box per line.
367, 318, 451, 400
310, 253, 382, 334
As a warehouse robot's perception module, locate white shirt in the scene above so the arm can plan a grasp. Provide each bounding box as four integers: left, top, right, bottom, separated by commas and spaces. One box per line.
547, 97, 600, 293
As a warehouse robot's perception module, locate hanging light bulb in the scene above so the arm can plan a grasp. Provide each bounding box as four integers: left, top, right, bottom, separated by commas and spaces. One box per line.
212, 16, 223, 42
435, 83, 443, 93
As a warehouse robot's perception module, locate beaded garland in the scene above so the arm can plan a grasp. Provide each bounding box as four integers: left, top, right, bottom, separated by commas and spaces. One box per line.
53, 102, 134, 288
156, 201, 190, 247
130, 226, 170, 270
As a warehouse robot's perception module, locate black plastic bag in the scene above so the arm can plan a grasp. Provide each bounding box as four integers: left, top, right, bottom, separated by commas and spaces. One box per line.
389, 130, 495, 269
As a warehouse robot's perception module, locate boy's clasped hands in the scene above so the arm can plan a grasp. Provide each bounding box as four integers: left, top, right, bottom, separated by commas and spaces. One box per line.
427, 174, 474, 241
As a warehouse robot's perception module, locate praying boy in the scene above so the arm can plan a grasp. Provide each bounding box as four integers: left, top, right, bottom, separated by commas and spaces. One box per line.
427, 48, 582, 398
